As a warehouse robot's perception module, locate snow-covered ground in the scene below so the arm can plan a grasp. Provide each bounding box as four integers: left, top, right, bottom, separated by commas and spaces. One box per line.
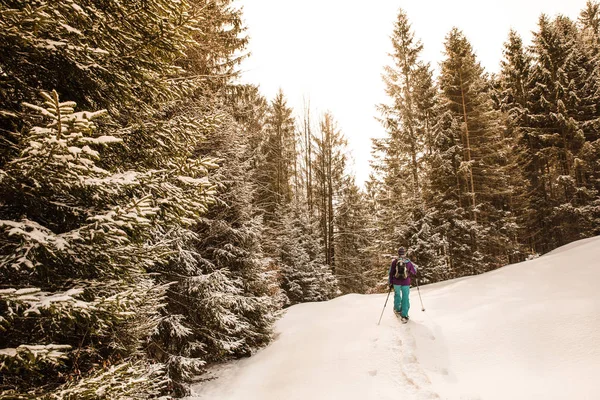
187, 237, 600, 400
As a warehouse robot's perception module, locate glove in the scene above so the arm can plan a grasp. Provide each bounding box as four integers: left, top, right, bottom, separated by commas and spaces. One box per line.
389, 283, 393, 290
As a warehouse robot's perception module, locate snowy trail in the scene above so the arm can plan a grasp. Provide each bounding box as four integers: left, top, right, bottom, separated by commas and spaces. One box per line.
188, 237, 600, 400
188, 294, 440, 400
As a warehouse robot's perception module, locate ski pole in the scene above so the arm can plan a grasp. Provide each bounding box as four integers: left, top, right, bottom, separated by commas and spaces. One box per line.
377, 286, 392, 325
415, 277, 425, 312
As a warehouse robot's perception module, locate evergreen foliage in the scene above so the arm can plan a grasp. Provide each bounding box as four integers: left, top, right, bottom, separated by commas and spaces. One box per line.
0, 0, 278, 397
434, 28, 516, 273
1, 0, 600, 396
368, 7, 600, 286
270, 201, 339, 305
371, 9, 454, 283
523, 14, 600, 252
257, 90, 297, 219
312, 112, 348, 271
149, 102, 279, 396
0, 92, 181, 398
0, 0, 197, 136
335, 178, 375, 293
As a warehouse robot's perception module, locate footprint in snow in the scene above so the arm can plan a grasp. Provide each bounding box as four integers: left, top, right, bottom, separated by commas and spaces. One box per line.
403, 354, 417, 364
417, 391, 441, 400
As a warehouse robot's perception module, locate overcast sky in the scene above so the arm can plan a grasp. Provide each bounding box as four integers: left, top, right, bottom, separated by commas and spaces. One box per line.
235, 0, 590, 186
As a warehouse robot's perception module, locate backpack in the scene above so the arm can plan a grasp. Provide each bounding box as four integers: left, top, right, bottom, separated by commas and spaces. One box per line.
394, 258, 407, 279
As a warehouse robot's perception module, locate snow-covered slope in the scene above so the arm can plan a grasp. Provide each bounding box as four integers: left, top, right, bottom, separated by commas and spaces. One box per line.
187, 237, 600, 400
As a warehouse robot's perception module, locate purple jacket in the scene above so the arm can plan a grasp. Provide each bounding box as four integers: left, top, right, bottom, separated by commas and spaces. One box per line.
389, 258, 417, 286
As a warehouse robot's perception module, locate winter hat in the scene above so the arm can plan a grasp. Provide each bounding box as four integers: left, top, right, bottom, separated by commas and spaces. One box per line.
398, 247, 405, 257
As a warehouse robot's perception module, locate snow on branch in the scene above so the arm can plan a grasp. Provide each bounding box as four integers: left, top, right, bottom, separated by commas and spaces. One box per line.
0, 344, 72, 371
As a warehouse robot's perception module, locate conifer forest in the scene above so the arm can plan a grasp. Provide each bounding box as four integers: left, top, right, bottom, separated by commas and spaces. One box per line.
0, 0, 599, 398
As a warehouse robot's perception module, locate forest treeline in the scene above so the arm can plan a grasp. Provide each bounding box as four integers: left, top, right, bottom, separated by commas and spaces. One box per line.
0, 0, 598, 398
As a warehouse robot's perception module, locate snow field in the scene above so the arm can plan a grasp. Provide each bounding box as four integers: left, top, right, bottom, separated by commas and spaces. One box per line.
188, 236, 600, 400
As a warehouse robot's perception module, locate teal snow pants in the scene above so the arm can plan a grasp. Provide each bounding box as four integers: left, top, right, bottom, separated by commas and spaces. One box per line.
393, 284, 410, 317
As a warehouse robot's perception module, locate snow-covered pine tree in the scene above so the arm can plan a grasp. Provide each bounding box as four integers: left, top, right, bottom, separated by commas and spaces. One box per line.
525, 14, 600, 252
372, 9, 445, 285
361, 176, 394, 291
0, 92, 175, 398
579, 0, 600, 59
137, 0, 283, 392
379, 9, 426, 203
406, 64, 452, 280
493, 30, 538, 261
312, 112, 348, 272
257, 90, 297, 220
495, 30, 532, 120
0, 0, 198, 159
576, 3, 600, 237
433, 28, 514, 275
335, 177, 375, 294
269, 201, 338, 306
245, 90, 338, 306
180, 0, 249, 92
149, 100, 279, 396
0, 1, 257, 397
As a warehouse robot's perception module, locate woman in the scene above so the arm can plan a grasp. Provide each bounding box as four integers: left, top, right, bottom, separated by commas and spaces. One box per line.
388, 247, 417, 323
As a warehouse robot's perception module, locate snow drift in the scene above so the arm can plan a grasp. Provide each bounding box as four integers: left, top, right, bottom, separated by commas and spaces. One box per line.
187, 236, 600, 400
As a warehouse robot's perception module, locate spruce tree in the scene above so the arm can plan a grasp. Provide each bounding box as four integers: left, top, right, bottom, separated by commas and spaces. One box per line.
335, 178, 374, 293
579, 0, 600, 59
271, 200, 339, 305
149, 104, 279, 395
525, 14, 599, 252
493, 30, 533, 261
434, 28, 513, 275
0, 92, 202, 398
312, 112, 348, 272
142, 0, 282, 393
373, 9, 444, 284
257, 90, 297, 220
0, 0, 272, 397
0, 0, 198, 155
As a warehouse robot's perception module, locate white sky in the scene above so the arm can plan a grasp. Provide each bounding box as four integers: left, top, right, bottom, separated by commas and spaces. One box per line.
235, 0, 590, 186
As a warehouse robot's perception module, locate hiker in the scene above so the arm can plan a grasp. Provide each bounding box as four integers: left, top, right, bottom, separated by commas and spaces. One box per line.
388, 247, 417, 323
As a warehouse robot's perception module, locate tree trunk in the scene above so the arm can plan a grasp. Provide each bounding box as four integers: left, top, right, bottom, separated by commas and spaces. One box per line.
459, 68, 477, 222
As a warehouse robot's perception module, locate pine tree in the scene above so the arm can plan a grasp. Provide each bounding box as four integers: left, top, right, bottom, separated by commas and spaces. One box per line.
140, 0, 282, 392
493, 30, 533, 261
256, 90, 297, 220
361, 177, 394, 291
433, 28, 513, 275
496, 30, 532, 123
379, 10, 429, 198
271, 201, 339, 305
313, 112, 348, 272
181, 0, 249, 90
0, 0, 199, 159
579, 0, 600, 59
372, 9, 444, 285
335, 177, 374, 293
149, 104, 279, 395
0, 92, 205, 398
525, 14, 599, 252
577, 3, 600, 237
0, 0, 264, 396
